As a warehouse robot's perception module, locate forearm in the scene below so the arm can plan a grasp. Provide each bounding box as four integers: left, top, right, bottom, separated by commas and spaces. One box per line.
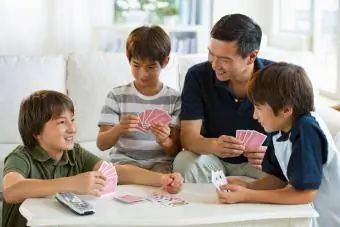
244, 186, 317, 204
159, 137, 181, 156
182, 135, 215, 155
3, 177, 74, 204
116, 164, 163, 187
97, 125, 121, 150
246, 174, 288, 190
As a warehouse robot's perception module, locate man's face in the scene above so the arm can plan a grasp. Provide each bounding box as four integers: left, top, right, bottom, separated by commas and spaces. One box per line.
35, 110, 76, 153
130, 58, 166, 88
208, 38, 251, 82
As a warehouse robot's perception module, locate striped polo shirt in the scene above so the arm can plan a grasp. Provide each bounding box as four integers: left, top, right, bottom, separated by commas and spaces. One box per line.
98, 82, 181, 170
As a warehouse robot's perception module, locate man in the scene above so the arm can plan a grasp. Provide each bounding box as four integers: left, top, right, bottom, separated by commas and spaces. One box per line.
173, 14, 273, 183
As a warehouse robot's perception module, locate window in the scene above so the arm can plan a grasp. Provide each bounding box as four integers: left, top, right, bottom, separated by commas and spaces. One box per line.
278, 0, 340, 99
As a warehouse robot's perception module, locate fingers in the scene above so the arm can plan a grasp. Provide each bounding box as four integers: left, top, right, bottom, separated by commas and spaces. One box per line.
220, 135, 244, 145
162, 173, 183, 194
119, 115, 140, 132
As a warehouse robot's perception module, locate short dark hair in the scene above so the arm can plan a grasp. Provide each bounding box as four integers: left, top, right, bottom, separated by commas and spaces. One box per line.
210, 14, 262, 58
248, 62, 315, 120
18, 90, 74, 148
126, 25, 171, 65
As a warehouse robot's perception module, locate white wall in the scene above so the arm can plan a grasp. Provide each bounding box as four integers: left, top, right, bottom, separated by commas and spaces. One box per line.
212, 0, 273, 36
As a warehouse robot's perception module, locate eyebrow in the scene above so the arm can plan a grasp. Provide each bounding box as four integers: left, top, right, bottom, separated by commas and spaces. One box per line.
132, 60, 157, 66
208, 48, 233, 60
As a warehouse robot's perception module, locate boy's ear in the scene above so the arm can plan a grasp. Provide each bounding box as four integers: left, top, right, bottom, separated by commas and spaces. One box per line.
247, 50, 259, 65
161, 56, 170, 68
282, 105, 293, 117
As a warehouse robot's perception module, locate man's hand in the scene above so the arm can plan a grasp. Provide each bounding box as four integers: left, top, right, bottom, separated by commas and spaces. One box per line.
160, 172, 183, 194
71, 171, 106, 196
117, 115, 139, 134
217, 184, 250, 204
150, 123, 171, 144
211, 135, 245, 158
244, 146, 267, 169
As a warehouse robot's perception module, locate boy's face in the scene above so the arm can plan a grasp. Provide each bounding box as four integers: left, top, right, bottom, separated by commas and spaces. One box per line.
253, 103, 293, 133
208, 38, 257, 82
130, 58, 167, 88
35, 110, 76, 153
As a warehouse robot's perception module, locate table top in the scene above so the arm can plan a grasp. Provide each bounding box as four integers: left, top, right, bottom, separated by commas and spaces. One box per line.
19, 183, 318, 226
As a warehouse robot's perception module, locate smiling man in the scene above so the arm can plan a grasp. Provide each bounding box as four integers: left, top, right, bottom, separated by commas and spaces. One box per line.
173, 14, 273, 183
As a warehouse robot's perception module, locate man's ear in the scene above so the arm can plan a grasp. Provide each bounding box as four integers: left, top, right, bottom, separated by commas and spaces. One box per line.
247, 50, 259, 65
161, 56, 170, 68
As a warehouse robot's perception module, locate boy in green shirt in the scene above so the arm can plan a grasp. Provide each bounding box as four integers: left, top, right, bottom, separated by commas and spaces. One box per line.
2, 90, 183, 227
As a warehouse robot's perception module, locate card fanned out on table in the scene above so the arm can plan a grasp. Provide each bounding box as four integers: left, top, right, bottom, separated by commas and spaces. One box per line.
136, 108, 172, 133
98, 161, 118, 196
147, 191, 188, 207
236, 129, 267, 150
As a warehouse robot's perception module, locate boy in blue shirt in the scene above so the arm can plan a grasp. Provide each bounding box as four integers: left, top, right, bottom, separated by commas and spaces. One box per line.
217, 62, 340, 227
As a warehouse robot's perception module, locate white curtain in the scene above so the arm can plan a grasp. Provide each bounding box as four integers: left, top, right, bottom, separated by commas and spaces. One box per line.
0, 0, 113, 55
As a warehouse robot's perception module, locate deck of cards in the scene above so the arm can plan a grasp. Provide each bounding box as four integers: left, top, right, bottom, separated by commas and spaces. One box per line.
114, 194, 146, 204
136, 108, 172, 133
236, 130, 267, 150
211, 170, 228, 191
98, 161, 118, 196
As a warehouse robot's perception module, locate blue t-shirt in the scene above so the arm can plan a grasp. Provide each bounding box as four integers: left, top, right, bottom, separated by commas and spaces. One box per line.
180, 58, 273, 163
263, 112, 340, 227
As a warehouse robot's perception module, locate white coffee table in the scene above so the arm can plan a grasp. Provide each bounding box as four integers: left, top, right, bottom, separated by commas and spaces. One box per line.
19, 183, 318, 227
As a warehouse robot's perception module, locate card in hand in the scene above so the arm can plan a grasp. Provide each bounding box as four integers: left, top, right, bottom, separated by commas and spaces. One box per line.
147, 191, 188, 207
236, 129, 267, 150
136, 108, 172, 133
211, 170, 227, 191
114, 194, 146, 204
98, 161, 118, 196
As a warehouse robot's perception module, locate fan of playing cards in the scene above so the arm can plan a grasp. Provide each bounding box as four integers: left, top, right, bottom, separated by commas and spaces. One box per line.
211, 170, 228, 191
98, 161, 118, 196
236, 129, 267, 150
136, 108, 172, 133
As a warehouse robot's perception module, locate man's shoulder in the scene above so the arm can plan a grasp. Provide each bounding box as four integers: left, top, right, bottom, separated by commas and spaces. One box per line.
255, 58, 274, 70
186, 61, 213, 81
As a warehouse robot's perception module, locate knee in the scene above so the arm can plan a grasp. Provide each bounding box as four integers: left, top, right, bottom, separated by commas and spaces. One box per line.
172, 150, 200, 174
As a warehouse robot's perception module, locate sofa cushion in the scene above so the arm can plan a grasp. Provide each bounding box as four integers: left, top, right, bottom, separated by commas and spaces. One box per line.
67, 52, 179, 143
0, 56, 66, 144
178, 54, 207, 90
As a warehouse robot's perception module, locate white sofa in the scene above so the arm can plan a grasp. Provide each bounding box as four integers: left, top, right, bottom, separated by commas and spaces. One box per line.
0, 51, 340, 190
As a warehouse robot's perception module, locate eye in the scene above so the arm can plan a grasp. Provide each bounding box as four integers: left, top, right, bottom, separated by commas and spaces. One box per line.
58, 120, 65, 124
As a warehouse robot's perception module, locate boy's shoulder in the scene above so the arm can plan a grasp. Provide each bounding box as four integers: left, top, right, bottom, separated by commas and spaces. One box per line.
162, 85, 181, 97
6, 145, 31, 160
109, 83, 134, 95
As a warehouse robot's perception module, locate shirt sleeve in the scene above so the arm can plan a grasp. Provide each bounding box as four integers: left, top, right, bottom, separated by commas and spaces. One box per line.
170, 94, 181, 128
3, 151, 31, 178
262, 135, 288, 182
76, 144, 102, 172
287, 122, 326, 190
179, 67, 204, 120
98, 90, 120, 126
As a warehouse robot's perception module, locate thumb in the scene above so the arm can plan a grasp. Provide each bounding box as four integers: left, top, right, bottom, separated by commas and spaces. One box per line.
221, 184, 239, 192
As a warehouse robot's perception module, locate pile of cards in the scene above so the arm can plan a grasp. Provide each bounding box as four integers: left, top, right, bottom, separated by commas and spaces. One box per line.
236, 130, 267, 150
136, 108, 172, 133
114, 194, 146, 204
147, 191, 188, 207
211, 170, 228, 191
98, 161, 118, 196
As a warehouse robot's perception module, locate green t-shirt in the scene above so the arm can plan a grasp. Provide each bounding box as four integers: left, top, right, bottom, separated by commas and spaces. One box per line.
2, 143, 101, 227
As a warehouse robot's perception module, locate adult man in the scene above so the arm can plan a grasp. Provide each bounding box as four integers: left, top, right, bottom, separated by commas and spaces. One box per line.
173, 14, 273, 183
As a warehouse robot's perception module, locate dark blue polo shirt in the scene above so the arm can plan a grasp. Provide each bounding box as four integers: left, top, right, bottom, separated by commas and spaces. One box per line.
180, 58, 273, 164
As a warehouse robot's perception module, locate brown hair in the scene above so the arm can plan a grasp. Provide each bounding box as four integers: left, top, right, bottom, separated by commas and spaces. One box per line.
18, 90, 74, 148
248, 62, 315, 120
126, 25, 171, 65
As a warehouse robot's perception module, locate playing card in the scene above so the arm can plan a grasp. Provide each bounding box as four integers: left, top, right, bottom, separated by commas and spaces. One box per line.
149, 112, 172, 125
236, 130, 247, 141
98, 162, 118, 196
136, 108, 172, 133
147, 192, 188, 207
98, 161, 111, 173
101, 176, 118, 196
242, 130, 254, 144
211, 170, 227, 191
245, 130, 267, 150
114, 194, 146, 204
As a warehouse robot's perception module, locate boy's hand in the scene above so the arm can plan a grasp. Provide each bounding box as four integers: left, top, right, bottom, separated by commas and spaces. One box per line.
71, 171, 106, 196
211, 135, 245, 158
244, 146, 267, 169
150, 123, 171, 144
117, 115, 139, 134
160, 172, 183, 194
217, 184, 250, 204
